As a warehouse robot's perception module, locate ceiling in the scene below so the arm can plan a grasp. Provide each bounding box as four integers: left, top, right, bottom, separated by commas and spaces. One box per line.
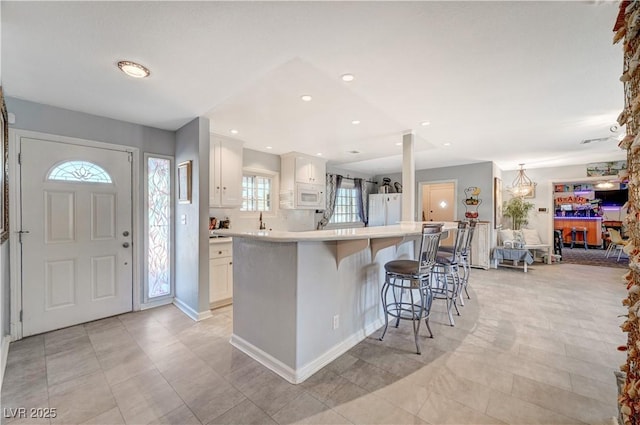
1, 1, 626, 174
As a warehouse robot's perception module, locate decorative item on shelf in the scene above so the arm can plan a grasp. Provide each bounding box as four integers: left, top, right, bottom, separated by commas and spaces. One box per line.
463, 186, 481, 219
393, 181, 402, 193
378, 177, 393, 193
508, 164, 536, 198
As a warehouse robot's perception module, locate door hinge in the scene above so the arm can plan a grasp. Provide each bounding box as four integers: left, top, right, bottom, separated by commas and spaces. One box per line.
17, 230, 30, 243
128, 152, 133, 162
18, 152, 21, 165
19, 310, 23, 322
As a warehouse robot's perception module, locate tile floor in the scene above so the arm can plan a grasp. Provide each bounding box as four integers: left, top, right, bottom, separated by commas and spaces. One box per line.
1, 263, 628, 425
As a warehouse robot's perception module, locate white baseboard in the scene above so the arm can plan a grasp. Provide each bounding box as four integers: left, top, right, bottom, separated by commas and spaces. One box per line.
295, 318, 384, 383
173, 297, 213, 322
230, 334, 298, 384
230, 318, 384, 384
1, 335, 12, 389
140, 297, 174, 310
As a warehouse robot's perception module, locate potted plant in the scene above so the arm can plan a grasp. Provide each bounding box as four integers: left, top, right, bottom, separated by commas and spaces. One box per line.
502, 197, 534, 230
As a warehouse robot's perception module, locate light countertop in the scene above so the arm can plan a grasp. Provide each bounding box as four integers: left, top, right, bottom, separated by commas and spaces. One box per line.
211, 222, 458, 243
209, 236, 233, 244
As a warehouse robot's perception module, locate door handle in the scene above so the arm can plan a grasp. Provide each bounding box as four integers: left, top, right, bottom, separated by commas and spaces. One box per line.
122, 242, 130, 248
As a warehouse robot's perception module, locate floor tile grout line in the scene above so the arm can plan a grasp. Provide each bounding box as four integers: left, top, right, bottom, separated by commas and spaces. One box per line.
83, 321, 128, 425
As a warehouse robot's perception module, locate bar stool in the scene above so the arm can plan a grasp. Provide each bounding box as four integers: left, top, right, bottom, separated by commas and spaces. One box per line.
570, 226, 588, 249
439, 220, 476, 305
379, 224, 443, 354
553, 229, 563, 258
431, 222, 468, 326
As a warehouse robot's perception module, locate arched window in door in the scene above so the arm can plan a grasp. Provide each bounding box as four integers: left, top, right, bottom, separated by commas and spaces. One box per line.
47, 160, 112, 183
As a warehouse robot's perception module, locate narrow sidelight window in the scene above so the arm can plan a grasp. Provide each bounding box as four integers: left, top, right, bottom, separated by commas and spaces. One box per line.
145, 155, 172, 300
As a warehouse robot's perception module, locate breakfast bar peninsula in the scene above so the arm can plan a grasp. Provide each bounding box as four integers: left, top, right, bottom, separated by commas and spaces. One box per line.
213, 222, 456, 384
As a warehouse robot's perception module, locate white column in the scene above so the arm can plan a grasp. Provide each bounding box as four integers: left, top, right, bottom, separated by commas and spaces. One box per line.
402, 132, 415, 222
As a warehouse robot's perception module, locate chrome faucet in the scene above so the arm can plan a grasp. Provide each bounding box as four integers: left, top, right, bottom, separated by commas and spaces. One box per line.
259, 212, 266, 230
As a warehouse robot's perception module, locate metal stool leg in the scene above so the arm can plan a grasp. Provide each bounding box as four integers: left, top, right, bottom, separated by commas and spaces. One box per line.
379, 275, 392, 341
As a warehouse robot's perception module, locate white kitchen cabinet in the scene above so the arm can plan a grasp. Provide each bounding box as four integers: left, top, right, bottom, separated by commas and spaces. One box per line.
281, 152, 326, 187
210, 239, 233, 309
209, 135, 243, 208
470, 221, 490, 269
294, 155, 325, 184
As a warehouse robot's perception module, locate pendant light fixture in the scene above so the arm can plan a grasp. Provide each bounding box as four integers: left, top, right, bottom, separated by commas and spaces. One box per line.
509, 164, 537, 198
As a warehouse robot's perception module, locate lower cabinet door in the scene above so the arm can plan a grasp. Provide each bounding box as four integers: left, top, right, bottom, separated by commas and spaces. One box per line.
210, 257, 233, 306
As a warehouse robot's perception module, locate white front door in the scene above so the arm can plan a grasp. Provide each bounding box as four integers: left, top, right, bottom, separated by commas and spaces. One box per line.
20, 137, 133, 336
422, 182, 456, 244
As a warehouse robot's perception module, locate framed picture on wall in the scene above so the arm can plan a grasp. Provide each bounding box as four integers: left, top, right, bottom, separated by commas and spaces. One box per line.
177, 160, 192, 204
494, 177, 502, 229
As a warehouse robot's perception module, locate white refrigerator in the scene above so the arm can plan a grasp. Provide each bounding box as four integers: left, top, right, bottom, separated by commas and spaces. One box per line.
368, 193, 402, 226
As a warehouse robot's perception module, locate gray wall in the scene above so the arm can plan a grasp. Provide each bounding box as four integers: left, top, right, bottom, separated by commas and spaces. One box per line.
7, 97, 175, 155
175, 117, 211, 315
4, 98, 176, 331
378, 161, 494, 225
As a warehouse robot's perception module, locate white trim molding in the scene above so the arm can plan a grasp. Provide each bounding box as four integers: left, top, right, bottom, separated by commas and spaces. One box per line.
173, 297, 212, 322
230, 318, 384, 384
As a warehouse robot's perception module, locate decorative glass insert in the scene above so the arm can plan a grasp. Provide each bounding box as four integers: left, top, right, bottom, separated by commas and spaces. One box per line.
48, 161, 112, 183
147, 157, 171, 298
242, 174, 272, 212
330, 187, 360, 224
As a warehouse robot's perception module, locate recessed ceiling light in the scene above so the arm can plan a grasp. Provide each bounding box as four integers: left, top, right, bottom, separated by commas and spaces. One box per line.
351, 120, 360, 125
421, 121, 431, 126
301, 95, 313, 102
443, 142, 451, 146
341, 74, 355, 82
266, 146, 273, 150
230, 129, 239, 134
117, 60, 150, 78
395, 142, 402, 146
316, 153, 323, 156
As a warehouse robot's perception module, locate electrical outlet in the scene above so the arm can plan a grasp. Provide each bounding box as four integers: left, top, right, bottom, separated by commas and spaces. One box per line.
333, 314, 339, 330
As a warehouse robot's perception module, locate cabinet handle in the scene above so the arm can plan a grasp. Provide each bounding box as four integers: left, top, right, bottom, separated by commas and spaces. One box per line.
216, 186, 220, 189
223, 187, 227, 190
229, 261, 233, 265
218, 251, 222, 254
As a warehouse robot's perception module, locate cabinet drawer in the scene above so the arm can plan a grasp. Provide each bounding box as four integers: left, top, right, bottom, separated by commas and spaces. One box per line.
209, 243, 232, 259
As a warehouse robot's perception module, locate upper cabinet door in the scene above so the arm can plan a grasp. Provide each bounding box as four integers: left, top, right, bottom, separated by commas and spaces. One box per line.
210, 136, 243, 208
309, 157, 326, 185
219, 140, 243, 206
294, 156, 312, 184
294, 156, 325, 184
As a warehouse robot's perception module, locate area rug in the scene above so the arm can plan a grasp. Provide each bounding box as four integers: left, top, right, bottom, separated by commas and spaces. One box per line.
559, 246, 629, 269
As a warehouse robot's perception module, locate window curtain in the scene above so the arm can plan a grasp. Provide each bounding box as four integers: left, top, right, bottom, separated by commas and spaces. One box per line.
354, 178, 369, 226
317, 173, 342, 229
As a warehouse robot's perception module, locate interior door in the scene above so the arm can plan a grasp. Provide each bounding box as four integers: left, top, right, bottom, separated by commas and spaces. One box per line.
20, 137, 133, 336
422, 182, 456, 244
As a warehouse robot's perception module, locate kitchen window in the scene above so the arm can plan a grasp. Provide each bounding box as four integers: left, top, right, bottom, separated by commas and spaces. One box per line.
330, 183, 361, 224
241, 169, 277, 212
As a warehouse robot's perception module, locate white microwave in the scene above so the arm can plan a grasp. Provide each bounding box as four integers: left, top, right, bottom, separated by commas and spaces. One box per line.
280, 183, 325, 209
